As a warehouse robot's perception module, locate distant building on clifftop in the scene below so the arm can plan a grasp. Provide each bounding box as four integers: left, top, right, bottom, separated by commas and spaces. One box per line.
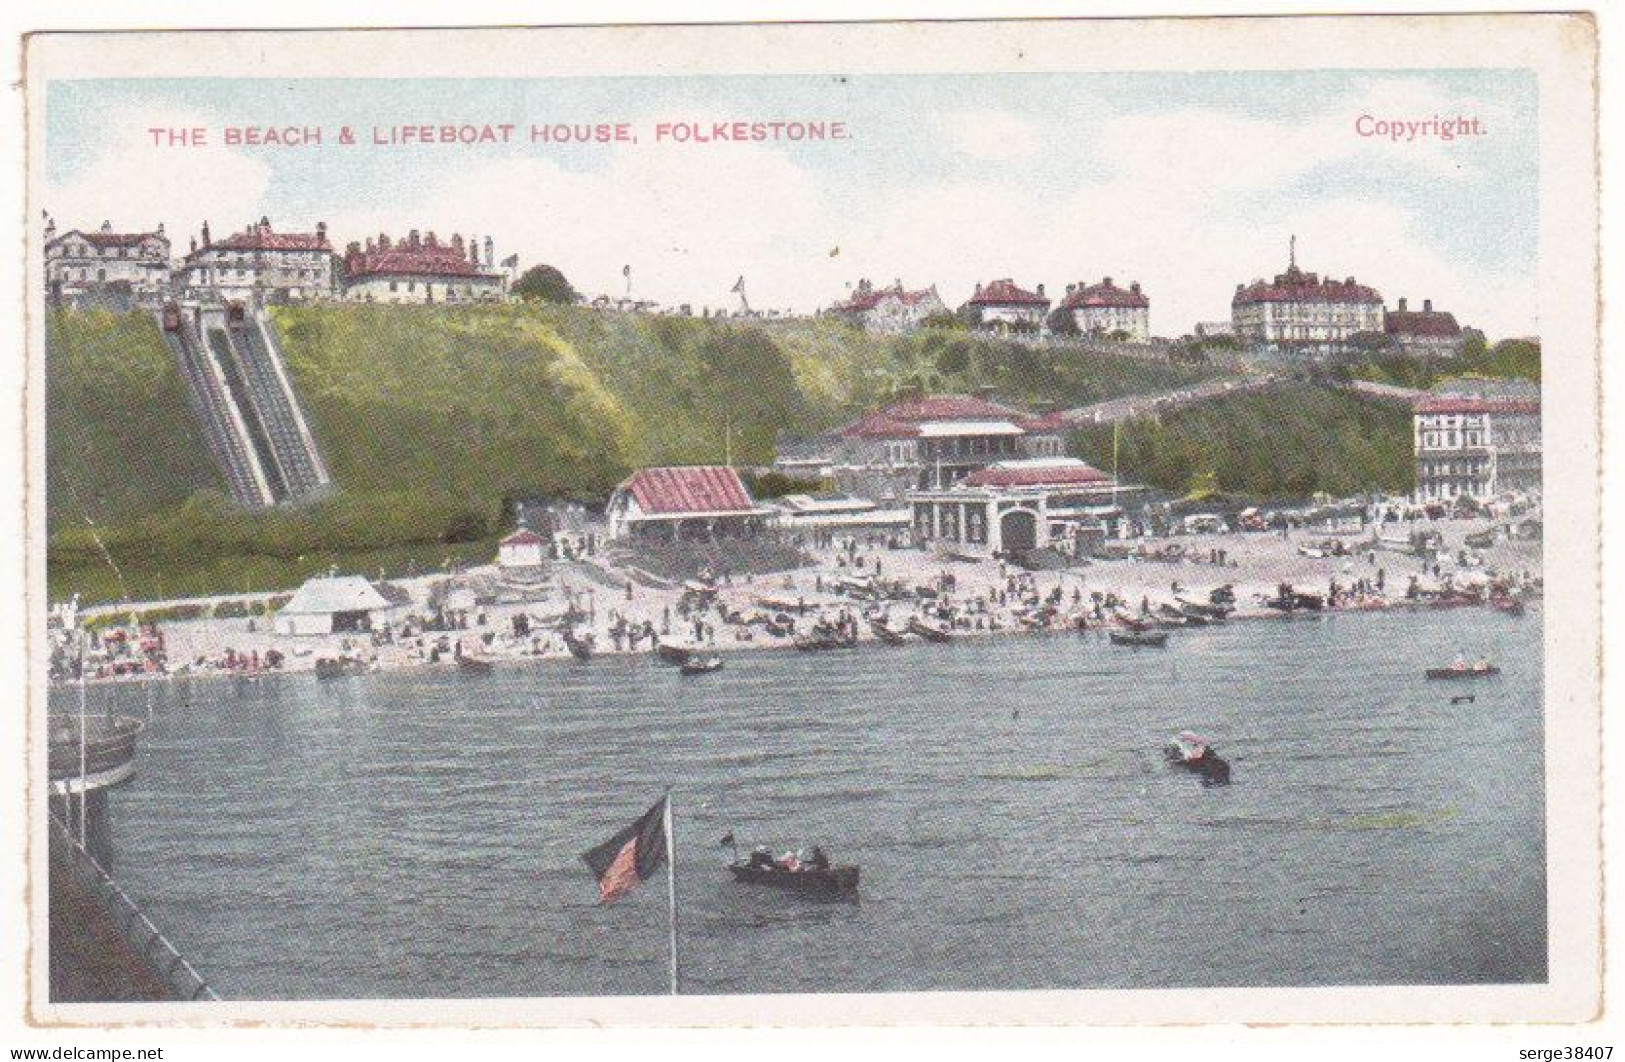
180, 216, 337, 304
1058, 277, 1150, 341
829, 278, 947, 333
43, 217, 171, 308
1231, 238, 1384, 357
343, 229, 509, 304
962, 278, 1050, 334
1385, 296, 1464, 358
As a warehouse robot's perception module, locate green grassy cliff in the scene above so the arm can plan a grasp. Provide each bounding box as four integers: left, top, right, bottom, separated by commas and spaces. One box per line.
1071, 382, 1417, 500
46, 304, 1226, 601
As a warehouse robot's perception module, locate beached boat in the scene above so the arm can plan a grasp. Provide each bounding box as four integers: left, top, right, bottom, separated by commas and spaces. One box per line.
48, 714, 144, 795
868, 617, 910, 645
314, 656, 366, 679
793, 629, 856, 651
1164, 731, 1230, 784
1110, 629, 1168, 648
562, 628, 595, 661
728, 852, 859, 898
906, 617, 953, 643
655, 641, 694, 665
1491, 597, 1526, 617
1425, 663, 1500, 680
456, 653, 494, 675
1176, 597, 1230, 621
680, 654, 724, 675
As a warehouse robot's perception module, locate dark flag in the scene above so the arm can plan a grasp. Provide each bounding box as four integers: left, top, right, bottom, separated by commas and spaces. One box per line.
581, 795, 669, 905
718, 831, 735, 847
501, 253, 519, 268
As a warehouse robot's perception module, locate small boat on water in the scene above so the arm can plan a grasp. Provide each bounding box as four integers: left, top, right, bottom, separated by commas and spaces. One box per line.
655, 641, 695, 665
314, 656, 367, 679
48, 714, 145, 795
1110, 629, 1168, 648
680, 654, 724, 676
1425, 662, 1500, 680
728, 847, 859, 899
456, 654, 494, 675
1490, 597, 1526, 617
906, 617, 953, 643
868, 617, 910, 645
562, 628, 595, 661
1164, 731, 1230, 785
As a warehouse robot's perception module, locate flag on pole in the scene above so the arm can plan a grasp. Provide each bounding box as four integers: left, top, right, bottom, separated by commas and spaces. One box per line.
581, 795, 669, 905
828, 245, 840, 257
730, 275, 745, 293
501, 254, 519, 268
623, 264, 632, 277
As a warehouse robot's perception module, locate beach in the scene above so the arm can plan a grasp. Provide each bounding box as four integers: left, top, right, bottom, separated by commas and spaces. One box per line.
56, 514, 1541, 685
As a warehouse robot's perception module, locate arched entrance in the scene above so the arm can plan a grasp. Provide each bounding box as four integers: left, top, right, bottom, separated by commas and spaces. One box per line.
1000, 509, 1038, 552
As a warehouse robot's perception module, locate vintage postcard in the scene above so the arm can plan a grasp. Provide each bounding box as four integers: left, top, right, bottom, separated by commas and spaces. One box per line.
20, 15, 1601, 1028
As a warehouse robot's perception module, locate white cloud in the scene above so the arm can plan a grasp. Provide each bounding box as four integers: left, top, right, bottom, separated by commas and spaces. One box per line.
45, 106, 272, 244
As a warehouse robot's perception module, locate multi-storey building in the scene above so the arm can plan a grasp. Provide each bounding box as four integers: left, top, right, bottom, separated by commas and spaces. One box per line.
43, 217, 172, 306
962, 278, 1049, 332
1385, 296, 1464, 358
1413, 379, 1541, 503
343, 230, 508, 304
1231, 241, 1384, 356
775, 393, 1069, 505
829, 278, 947, 333
180, 217, 336, 303
1058, 277, 1150, 340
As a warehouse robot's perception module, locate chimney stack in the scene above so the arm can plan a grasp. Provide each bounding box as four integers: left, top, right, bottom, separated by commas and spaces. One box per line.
1103, 276, 1113, 287
1424, 298, 1433, 313
1036, 283, 1046, 298
1398, 297, 1408, 312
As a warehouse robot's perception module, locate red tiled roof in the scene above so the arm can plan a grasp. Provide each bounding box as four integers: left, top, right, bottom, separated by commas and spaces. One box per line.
623, 466, 757, 515
500, 529, 546, 546
839, 412, 921, 439
203, 224, 330, 255
833, 283, 940, 313
838, 395, 1062, 439
1415, 397, 1539, 415
1233, 265, 1381, 306
63, 230, 164, 249
346, 246, 489, 280
1386, 310, 1461, 338
966, 278, 1048, 307
963, 462, 1110, 488
1060, 280, 1148, 310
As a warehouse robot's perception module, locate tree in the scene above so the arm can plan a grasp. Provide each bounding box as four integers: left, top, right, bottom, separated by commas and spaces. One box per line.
1046, 306, 1080, 337
513, 264, 581, 304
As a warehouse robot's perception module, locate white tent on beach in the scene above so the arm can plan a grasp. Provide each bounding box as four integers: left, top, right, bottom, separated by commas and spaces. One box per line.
274, 575, 391, 636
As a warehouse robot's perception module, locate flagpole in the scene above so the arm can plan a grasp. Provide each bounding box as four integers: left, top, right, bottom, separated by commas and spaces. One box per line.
664, 789, 679, 996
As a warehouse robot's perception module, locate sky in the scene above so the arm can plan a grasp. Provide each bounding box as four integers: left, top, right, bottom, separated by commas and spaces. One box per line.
44, 70, 1538, 337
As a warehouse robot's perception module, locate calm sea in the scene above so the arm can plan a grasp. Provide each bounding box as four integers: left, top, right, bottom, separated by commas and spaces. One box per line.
61, 606, 1546, 998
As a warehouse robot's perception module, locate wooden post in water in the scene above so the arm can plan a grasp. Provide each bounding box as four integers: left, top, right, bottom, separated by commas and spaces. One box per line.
664, 789, 679, 995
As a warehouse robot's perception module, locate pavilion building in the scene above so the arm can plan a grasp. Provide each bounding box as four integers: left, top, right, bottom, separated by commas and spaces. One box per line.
605, 466, 775, 541
908, 457, 1141, 560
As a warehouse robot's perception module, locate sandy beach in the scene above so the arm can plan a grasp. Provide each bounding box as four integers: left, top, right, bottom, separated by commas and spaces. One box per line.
54, 513, 1541, 687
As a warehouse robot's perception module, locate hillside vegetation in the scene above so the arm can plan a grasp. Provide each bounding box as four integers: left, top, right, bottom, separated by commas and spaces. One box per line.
1071, 382, 1416, 500
47, 305, 1218, 602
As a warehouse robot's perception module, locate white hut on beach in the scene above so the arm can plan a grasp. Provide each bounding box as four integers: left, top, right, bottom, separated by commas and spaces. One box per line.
274, 575, 391, 636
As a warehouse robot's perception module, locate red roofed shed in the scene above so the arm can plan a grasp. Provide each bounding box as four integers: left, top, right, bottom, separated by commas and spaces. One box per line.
607, 466, 773, 541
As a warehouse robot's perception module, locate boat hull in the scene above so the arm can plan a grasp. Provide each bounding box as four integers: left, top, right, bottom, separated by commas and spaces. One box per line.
728, 863, 859, 897
1425, 666, 1500, 680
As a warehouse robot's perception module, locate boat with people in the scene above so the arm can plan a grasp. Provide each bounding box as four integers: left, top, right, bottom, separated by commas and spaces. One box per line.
727, 844, 860, 898
1425, 660, 1500, 680
562, 628, 595, 661
793, 627, 857, 651
48, 714, 145, 795
1164, 731, 1230, 784
867, 617, 910, 645
906, 616, 953, 643
679, 654, 724, 676
1110, 629, 1168, 648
